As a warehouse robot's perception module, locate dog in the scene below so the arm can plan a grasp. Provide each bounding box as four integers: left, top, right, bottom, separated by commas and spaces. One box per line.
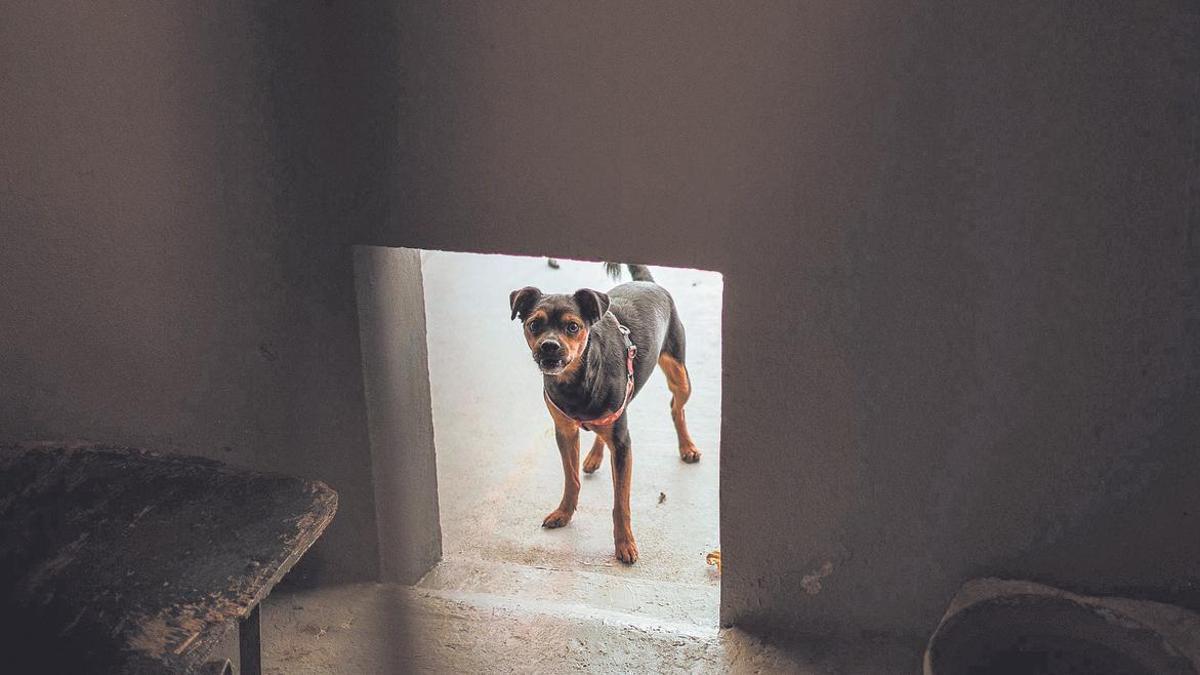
509, 263, 701, 564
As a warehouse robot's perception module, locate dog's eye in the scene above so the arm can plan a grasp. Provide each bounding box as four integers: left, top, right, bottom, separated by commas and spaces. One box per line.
565, 322, 580, 334
528, 320, 542, 333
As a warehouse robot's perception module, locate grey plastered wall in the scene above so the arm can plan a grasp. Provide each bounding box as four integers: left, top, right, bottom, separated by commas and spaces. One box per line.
4, 0, 1200, 642
352, 247, 442, 583
0, 3, 398, 581
357, 1, 1200, 638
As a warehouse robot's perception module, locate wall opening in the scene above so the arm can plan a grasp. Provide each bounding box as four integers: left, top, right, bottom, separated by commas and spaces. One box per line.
355, 245, 724, 629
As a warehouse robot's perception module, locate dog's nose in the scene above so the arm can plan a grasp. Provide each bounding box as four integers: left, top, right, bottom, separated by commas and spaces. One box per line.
540, 340, 562, 355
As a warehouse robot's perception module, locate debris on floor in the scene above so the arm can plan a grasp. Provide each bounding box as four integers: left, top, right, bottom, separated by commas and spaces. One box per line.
658, 491, 667, 504
706, 549, 722, 573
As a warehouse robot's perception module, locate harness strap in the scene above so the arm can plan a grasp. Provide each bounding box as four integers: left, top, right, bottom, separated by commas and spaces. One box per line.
544, 319, 637, 431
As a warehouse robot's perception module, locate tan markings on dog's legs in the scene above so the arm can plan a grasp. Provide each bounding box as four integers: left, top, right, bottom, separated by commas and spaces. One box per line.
542, 396, 581, 528
583, 434, 605, 474
658, 353, 701, 463
595, 424, 637, 564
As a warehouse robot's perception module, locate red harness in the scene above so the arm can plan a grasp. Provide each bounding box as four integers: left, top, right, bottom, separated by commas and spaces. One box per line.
544, 322, 637, 431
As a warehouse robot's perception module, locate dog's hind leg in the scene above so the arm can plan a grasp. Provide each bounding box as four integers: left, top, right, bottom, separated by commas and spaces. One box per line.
659, 351, 702, 464
659, 305, 701, 463
583, 435, 605, 474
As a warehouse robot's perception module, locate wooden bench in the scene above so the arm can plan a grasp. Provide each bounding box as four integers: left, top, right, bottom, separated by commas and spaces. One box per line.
0, 443, 337, 674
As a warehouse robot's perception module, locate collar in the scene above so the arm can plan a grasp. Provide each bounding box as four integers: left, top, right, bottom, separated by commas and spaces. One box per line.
544, 317, 637, 431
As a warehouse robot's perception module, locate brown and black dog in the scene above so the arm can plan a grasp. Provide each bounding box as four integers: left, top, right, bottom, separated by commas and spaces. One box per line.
509, 263, 700, 564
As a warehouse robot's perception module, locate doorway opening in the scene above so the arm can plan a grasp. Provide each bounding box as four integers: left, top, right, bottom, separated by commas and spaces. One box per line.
354, 246, 723, 631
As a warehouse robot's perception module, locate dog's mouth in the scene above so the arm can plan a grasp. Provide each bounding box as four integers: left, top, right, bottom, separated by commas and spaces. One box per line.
537, 356, 569, 375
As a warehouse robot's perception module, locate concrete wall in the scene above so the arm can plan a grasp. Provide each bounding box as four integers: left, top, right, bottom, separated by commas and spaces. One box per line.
352, 247, 441, 583
0, 2, 395, 582
360, 1, 1200, 638
4, 0, 1199, 642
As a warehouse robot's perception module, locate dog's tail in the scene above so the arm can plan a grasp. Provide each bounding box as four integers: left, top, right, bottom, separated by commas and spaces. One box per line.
604, 262, 655, 283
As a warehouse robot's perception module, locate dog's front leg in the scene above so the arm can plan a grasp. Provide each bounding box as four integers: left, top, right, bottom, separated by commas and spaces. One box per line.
598, 418, 638, 564
542, 414, 581, 529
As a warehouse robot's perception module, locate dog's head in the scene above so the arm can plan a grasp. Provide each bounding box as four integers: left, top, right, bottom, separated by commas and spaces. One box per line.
510, 286, 610, 376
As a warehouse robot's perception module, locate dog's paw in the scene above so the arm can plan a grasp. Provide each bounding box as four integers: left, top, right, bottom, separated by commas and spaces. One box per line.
541, 509, 573, 528
614, 537, 639, 564
582, 452, 604, 474
680, 446, 702, 463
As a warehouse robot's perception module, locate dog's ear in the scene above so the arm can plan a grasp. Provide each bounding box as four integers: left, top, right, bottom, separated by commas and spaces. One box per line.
509, 287, 542, 321
573, 288, 611, 325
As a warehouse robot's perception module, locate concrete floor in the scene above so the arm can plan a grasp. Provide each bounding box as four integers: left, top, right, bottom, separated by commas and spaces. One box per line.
261, 582, 919, 674
261, 252, 922, 672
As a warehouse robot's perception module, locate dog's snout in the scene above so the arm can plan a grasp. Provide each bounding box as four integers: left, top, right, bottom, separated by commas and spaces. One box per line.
539, 340, 562, 355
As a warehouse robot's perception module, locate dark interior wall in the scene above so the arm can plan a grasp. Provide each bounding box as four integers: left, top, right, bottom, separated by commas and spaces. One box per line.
843, 2, 1200, 634
4, 0, 1199, 642
0, 3, 393, 581
362, 1, 1200, 637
